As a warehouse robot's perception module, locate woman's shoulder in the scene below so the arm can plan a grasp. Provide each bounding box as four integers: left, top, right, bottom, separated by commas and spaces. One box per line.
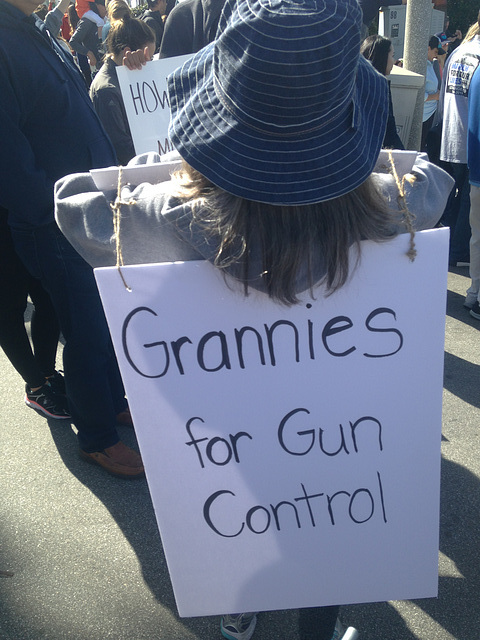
90, 60, 120, 96
373, 152, 454, 231
54, 162, 202, 268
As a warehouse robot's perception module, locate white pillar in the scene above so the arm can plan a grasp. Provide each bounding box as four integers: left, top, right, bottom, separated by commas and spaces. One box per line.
403, 0, 433, 149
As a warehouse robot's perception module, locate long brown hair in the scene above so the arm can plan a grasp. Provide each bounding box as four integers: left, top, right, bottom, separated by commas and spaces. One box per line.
464, 14, 480, 43
171, 163, 397, 305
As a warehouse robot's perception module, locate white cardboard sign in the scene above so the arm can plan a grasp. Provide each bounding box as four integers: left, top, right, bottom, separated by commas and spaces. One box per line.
95, 228, 449, 617
89, 161, 181, 192
117, 55, 191, 156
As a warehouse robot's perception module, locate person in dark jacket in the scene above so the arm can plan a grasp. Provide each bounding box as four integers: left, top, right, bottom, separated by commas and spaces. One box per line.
90, 2, 155, 164
69, 6, 104, 67
141, 0, 165, 53
0, 0, 144, 477
159, 0, 225, 58
361, 34, 405, 150
67, 1, 93, 87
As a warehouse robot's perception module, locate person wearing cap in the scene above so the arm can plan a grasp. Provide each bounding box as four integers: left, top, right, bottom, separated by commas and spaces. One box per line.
436, 15, 462, 55
54, 0, 453, 638
421, 36, 445, 151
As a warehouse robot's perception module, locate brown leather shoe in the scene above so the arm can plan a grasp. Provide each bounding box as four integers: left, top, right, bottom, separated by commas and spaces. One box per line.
116, 407, 133, 427
80, 441, 144, 478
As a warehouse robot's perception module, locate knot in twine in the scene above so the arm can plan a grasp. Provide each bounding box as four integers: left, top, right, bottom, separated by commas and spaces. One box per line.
387, 150, 417, 262
110, 165, 136, 291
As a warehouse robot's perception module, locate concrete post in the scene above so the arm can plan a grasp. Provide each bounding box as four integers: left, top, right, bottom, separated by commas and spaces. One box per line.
403, 0, 433, 149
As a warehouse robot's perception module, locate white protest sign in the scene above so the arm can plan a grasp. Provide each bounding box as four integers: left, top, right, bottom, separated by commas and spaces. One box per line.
95, 228, 448, 617
89, 161, 182, 192
117, 55, 191, 156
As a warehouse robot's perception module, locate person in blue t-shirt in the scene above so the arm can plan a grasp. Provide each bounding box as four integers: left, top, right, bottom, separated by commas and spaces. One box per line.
466, 64, 480, 318
421, 36, 445, 151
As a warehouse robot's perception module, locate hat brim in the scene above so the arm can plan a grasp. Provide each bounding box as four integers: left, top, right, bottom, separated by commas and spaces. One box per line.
168, 47, 389, 205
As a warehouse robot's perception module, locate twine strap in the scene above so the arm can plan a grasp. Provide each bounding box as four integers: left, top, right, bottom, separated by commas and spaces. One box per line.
110, 165, 136, 291
387, 150, 417, 262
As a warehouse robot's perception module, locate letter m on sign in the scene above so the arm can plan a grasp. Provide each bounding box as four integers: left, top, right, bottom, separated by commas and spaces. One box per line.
158, 138, 174, 155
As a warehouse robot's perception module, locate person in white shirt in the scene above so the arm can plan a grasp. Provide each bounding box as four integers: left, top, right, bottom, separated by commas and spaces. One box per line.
422, 36, 445, 151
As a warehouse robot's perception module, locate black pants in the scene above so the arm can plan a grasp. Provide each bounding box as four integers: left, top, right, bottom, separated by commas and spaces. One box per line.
298, 605, 339, 640
11, 222, 126, 451
440, 162, 471, 263
0, 210, 60, 388
421, 113, 435, 152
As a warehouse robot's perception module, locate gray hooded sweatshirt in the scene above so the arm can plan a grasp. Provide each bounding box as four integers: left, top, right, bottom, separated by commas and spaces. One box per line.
54, 152, 453, 295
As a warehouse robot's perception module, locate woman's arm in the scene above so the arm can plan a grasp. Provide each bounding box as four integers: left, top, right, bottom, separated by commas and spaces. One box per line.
91, 86, 135, 165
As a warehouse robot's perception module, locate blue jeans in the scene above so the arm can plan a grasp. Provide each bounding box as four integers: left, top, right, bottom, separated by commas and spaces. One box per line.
441, 162, 471, 263
12, 223, 126, 452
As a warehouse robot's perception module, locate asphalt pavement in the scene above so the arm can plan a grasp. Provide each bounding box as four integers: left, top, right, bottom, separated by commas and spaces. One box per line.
0, 267, 479, 640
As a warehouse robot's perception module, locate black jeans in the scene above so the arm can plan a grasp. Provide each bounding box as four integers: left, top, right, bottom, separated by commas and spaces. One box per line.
0, 212, 59, 388
11, 223, 126, 451
440, 162, 471, 263
298, 605, 340, 640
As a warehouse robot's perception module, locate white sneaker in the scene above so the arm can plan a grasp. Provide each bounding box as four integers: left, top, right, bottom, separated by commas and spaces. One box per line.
332, 619, 360, 640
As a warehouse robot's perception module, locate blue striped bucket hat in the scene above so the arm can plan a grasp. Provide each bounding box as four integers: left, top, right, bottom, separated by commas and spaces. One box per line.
167, 0, 389, 205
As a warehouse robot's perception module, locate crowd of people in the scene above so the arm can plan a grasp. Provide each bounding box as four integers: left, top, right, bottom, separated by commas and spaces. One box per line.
0, 0, 476, 638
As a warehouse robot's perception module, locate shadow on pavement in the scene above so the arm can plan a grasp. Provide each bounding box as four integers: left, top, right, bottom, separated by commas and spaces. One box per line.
45, 420, 222, 638
446, 289, 480, 328
43, 411, 480, 640
443, 352, 480, 408
343, 456, 480, 640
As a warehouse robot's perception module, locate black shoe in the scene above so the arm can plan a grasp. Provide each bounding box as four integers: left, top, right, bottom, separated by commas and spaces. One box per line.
470, 301, 480, 320
25, 382, 70, 419
46, 370, 66, 396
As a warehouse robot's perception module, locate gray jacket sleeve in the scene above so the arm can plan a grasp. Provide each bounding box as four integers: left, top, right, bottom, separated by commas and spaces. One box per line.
44, 7, 63, 37
70, 18, 101, 58
373, 152, 454, 232
54, 172, 203, 267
